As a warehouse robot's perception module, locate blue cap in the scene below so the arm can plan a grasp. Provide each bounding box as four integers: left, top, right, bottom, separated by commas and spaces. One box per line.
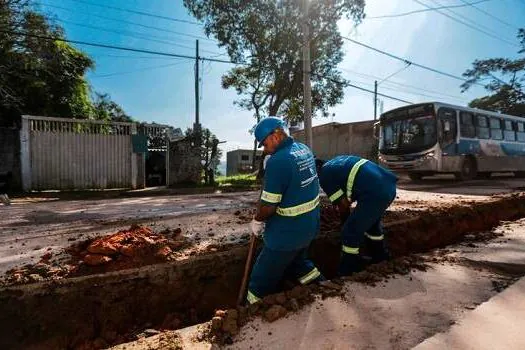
253, 117, 286, 147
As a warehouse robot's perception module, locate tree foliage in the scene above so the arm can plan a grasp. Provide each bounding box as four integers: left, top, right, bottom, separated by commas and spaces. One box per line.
92, 93, 133, 122
462, 28, 525, 116
183, 0, 365, 122
0, 0, 131, 125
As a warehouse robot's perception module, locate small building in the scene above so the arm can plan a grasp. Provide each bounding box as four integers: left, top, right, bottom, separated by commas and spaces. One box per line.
292, 120, 377, 160
226, 149, 263, 176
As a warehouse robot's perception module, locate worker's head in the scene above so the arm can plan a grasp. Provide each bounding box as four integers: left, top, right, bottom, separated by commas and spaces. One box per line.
253, 117, 288, 154
315, 158, 325, 175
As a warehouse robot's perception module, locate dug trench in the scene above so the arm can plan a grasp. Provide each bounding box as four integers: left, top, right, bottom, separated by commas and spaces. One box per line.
2, 193, 525, 349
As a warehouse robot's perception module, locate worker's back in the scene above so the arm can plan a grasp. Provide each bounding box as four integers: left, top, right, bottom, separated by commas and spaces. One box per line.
261, 138, 320, 251
319, 155, 397, 202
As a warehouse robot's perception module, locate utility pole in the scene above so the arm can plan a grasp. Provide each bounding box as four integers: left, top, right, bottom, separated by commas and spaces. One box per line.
194, 40, 201, 136
374, 80, 378, 120
302, 0, 312, 149
374, 62, 412, 120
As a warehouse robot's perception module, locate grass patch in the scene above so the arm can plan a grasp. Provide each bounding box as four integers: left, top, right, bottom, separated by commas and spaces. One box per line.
216, 174, 257, 187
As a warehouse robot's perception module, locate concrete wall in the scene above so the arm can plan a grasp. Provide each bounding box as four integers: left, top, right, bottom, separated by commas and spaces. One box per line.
167, 138, 201, 186
292, 120, 377, 161
226, 149, 263, 176
0, 127, 21, 191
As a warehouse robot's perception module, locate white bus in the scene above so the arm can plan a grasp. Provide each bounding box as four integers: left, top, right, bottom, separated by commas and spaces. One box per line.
376, 102, 525, 181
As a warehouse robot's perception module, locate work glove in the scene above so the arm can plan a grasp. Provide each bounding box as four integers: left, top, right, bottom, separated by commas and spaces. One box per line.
250, 219, 265, 237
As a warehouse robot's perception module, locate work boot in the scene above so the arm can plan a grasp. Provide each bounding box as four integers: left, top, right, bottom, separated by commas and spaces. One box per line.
0, 194, 10, 206
366, 239, 391, 264
338, 253, 364, 277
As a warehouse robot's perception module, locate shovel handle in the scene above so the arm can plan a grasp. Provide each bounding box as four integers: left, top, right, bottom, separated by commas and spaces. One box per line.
237, 233, 257, 306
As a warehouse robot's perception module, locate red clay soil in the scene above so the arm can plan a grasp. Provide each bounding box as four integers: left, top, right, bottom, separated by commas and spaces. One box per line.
3, 225, 189, 285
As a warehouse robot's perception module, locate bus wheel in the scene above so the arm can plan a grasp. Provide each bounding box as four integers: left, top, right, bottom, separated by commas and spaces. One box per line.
409, 173, 423, 181
455, 157, 477, 181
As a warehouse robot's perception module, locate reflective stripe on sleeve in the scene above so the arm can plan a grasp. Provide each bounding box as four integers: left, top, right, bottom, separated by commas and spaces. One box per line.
329, 189, 344, 203
261, 191, 282, 203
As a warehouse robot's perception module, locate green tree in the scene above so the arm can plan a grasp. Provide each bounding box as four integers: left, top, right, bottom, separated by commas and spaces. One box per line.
461, 29, 525, 116
183, 0, 365, 121
0, 1, 133, 126
92, 92, 133, 122
0, 1, 95, 125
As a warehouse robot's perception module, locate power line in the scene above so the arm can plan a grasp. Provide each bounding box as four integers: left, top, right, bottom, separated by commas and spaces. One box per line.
458, 0, 520, 30
0, 29, 239, 64
367, 0, 491, 19
56, 19, 224, 56
55, 0, 200, 25
92, 54, 181, 60
340, 68, 471, 103
346, 82, 413, 104
413, 0, 519, 47
427, 0, 515, 37
92, 61, 190, 78
41, 3, 216, 43
317, 73, 413, 103
341, 36, 484, 86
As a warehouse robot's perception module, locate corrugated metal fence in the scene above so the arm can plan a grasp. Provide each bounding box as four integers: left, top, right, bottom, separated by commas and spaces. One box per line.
20, 115, 138, 191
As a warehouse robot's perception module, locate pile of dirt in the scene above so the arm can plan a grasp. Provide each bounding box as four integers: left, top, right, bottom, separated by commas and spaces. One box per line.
3, 252, 75, 285
68, 225, 190, 275
3, 225, 189, 285
195, 280, 346, 345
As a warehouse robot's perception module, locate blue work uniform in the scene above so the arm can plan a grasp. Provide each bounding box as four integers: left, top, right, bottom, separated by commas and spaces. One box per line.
247, 137, 324, 304
319, 155, 397, 274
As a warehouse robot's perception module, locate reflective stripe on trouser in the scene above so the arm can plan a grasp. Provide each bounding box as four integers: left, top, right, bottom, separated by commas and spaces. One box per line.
365, 232, 384, 241
276, 195, 320, 217
247, 290, 261, 304
248, 245, 323, 301
342, 245, 359, 254
341, 195, 394, 252
299, 267, 321, 284
346, 159, 368, 199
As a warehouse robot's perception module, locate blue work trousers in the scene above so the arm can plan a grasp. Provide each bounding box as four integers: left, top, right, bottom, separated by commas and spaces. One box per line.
247, 245, 323, 304
342, 190, 396, 250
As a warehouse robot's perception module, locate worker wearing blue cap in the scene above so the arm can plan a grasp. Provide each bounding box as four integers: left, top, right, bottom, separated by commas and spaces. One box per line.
247, 117, 324, 304
315, 156, 397, 276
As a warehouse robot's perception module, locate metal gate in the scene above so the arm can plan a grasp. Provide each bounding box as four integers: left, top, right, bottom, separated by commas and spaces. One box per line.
20, 115, 140, 191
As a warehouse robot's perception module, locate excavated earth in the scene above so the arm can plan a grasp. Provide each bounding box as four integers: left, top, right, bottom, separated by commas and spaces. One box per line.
1, 193, 525, 349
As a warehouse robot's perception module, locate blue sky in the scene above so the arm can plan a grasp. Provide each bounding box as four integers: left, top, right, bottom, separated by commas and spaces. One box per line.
36, 0, 525, 159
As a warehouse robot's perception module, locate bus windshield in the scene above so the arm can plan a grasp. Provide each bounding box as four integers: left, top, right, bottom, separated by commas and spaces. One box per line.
381, 115, 437, 154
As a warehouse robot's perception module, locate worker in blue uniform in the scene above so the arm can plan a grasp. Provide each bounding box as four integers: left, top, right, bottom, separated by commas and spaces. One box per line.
315, 156, 398, 276
247, 117, 324, 304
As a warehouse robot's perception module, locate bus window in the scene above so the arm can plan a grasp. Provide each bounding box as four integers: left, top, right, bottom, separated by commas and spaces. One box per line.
504, 120, 516, 141
489, 117, 503, 140
476, 115, 490, 139
460, 112, 475, 138
517, 122, 525, 142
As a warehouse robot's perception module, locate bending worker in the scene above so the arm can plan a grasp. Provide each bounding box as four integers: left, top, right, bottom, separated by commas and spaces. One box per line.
247, 117, 324, 304
315, 155, 397, 276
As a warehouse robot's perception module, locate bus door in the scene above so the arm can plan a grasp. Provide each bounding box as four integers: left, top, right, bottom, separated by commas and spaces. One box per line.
438, 108, 458, 156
